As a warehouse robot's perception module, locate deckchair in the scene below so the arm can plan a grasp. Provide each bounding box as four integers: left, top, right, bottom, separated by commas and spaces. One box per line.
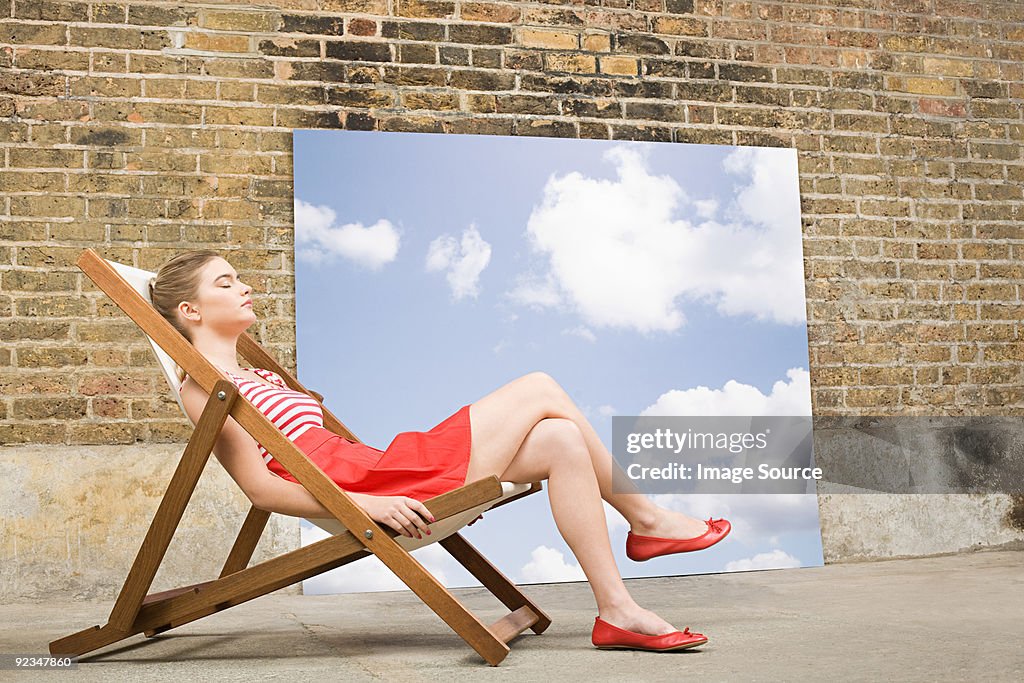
50, 248, 551, 665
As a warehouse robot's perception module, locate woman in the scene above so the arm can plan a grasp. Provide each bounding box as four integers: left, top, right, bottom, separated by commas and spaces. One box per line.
150, 249, 731, 653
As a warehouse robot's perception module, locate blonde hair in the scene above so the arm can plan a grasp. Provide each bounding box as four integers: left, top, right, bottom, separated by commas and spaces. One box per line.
148, 249, 221, 384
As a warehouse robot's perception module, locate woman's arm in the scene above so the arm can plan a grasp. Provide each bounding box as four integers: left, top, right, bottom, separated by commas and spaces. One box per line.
251, 473, 334, 518
253, 473, 437, 539
180, 377, 276, 505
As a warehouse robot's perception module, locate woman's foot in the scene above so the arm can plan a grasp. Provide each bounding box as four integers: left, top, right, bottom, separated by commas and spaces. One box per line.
630, 507, 710, 541
592, 616, 707, 651
626, 507, 732, 560
597, 601, 677, 636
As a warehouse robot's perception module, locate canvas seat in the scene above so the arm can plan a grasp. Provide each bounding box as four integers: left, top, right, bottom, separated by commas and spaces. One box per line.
50, 248, 550, 666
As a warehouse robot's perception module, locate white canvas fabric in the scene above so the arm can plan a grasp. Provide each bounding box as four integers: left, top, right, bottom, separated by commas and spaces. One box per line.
105, 258, 191, 421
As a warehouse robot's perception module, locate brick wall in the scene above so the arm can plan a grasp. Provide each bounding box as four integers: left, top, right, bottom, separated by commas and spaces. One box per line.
2, 0, 1023, 598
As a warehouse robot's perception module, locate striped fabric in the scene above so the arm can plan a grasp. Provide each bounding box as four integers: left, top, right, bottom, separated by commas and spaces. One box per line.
180, 367, 324, 464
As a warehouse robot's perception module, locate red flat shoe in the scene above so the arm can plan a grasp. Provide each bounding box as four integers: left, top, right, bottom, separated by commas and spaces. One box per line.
592, 616, 708, 652
626, 517, 731, 561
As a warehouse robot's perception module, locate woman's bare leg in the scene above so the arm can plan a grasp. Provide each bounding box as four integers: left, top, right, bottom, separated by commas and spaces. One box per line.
465, 372, 709, 540
495, 416, 678, 635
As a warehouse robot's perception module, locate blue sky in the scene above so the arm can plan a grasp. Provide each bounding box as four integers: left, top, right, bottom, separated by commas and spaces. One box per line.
290, 130, 823, 595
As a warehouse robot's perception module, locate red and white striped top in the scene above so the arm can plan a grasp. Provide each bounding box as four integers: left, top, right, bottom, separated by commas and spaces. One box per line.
180, 367, 324, 465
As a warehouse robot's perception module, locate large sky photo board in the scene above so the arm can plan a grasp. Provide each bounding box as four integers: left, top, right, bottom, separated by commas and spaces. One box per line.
292, 130, 823, 595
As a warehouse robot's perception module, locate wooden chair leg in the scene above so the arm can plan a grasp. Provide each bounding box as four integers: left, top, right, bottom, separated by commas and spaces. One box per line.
360, 533, 514, 665
441, 532, 552, 635
220, 505, 271, 577
105, 381, 239, 633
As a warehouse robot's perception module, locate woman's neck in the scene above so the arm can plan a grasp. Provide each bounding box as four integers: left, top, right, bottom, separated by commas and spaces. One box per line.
191, 333, 243, 373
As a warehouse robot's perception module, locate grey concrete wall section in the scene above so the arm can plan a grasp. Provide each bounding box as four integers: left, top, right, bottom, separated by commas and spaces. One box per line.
816, 490, 1024, 562
0, 443, 299, 602
813, 416, 1024, 495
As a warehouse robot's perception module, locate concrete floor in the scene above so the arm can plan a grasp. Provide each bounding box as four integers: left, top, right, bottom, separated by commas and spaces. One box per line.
3, 549, 1021, 682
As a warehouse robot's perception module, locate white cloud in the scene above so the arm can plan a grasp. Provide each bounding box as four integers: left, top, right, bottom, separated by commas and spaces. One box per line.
724, 548, 802, 572
577, 402, 615, 422
425, 224, 492, 300
705, 145, 806, 323
641, 367, 812, 417
562, 325, 596, 342
694, 198, 719, 218
508, 271, 561, 309
519, 545, 586, 583
506, 143, 806, 332
723, 146, 801, 237
508, 145, 692, 333
294, 198, 400, 270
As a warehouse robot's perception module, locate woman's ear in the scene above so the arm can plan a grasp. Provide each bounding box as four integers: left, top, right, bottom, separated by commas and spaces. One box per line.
178, 300, 200, 322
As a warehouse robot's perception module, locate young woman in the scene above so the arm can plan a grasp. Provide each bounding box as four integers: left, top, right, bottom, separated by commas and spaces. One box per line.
151, 249, 731, 653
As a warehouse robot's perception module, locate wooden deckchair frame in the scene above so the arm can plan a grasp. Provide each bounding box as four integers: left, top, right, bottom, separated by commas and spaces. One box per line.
50, 248, 550, 665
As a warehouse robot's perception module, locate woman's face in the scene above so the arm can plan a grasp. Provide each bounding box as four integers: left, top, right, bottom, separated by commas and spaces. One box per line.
178, 257, 256, 334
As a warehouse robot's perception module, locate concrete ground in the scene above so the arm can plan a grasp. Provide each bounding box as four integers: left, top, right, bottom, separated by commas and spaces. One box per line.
3, 549, 1021, 682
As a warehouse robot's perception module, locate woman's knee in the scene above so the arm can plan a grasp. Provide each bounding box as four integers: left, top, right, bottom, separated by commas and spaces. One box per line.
499, 418, 590, 483
520, 371, 569, 406
533, 418, 588, 463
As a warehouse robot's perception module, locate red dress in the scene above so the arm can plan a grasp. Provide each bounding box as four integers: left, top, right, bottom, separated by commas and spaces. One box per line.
274, 405, 474, 502
193, 366, 474, 502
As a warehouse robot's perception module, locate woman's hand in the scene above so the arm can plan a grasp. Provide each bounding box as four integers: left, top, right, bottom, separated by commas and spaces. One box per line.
348, 492, 436, 539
